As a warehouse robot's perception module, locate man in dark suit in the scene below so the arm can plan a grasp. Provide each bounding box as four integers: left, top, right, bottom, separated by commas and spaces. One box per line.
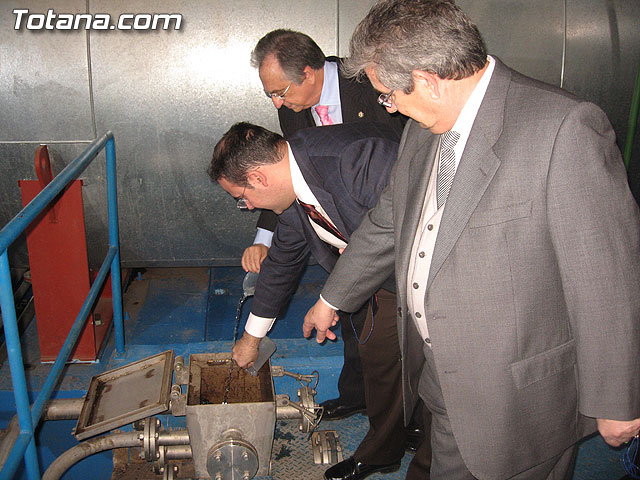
305, 1, 640, 479
209, 121, 429, 480
243, 29, 407, 424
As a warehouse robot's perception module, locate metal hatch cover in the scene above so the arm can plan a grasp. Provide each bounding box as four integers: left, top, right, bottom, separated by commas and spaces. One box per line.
74, 350, 174, 440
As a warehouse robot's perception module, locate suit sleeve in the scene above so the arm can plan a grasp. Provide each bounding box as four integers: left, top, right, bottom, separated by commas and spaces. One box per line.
547, 101, 640, 420
337, 136, 398, 210
321, 156, 399, 312
251, 205, 311, 318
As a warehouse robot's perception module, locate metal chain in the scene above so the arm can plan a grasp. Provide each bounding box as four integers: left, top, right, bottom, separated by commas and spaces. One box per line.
223, 294, 248, 404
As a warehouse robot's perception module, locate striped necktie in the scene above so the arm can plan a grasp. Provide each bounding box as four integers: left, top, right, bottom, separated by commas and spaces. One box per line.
298, 200, 346, 242
436, 130, 460, 209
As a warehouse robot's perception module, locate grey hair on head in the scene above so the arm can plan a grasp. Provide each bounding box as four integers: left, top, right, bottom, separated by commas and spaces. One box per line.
342, 0, 487, 93
251, 29, 325, 84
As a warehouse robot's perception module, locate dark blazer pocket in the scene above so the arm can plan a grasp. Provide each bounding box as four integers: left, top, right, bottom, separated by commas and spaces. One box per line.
510, 339, 576, 389
469, 200, 532, 228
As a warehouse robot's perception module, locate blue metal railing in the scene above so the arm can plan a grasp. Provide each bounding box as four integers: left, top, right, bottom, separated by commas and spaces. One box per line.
0, 132, 124, 480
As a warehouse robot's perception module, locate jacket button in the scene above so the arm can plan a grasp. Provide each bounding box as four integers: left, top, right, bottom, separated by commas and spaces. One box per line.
425, 338, 431, 344
413, 282, 419, 289
419, 251, 425, 258
415, 312, 422, 318
427, 224, 433, 231
358, 111, 364, 118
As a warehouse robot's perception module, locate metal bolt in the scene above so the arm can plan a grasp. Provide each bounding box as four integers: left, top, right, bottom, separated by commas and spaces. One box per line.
215, 473, 223, 480
242, 450, 249, 461
299, 424, 303, 431
156, 419, 161, 427
159, 467, 164, 473
215, 452, 222, 462
138, 433, 144, 441
156, 452, 160, 459
243, 471, 250, 480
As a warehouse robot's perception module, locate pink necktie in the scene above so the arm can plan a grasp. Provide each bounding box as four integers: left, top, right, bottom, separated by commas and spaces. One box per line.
315, 105, 334, 126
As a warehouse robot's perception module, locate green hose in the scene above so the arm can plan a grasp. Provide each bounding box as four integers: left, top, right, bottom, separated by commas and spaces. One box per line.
623, 62, 640, 170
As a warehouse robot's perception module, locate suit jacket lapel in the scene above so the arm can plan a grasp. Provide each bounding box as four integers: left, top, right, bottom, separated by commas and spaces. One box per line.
398, 125, 439, 287
293, 144, 350, 240
427, 60, 511, 289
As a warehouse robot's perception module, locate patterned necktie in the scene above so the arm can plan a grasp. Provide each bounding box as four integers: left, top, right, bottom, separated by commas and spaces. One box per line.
298, 200, 346, 242
314, 105, 334, 126
436, 130, 461, 209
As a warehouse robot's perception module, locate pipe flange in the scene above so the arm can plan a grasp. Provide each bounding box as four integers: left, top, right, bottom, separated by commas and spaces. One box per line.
153, 445, 166, 473
163, 464, 179, 480
206, 438, 258, 480
143, 417, 160, 462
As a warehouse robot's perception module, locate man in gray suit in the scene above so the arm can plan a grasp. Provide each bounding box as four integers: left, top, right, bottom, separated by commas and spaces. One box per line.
304, 1, 640, 479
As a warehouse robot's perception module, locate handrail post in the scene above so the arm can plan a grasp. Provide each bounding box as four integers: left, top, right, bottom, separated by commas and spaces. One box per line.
106, 137, 125, 354
0, 131, 123, 479
0, 252, 40, 480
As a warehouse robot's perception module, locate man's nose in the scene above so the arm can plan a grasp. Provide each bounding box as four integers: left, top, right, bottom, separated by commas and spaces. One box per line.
271, 97, 284, 109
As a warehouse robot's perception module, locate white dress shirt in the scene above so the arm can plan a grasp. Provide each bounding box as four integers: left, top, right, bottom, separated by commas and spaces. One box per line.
254, 60, 342, 247
246, 142, 346, 338
407, 56, 496, 343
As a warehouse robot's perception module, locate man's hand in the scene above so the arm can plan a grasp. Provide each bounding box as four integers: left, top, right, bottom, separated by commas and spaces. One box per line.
303, 299, 339, 343
232, 331, 261, 368
242, 244, 269, 273
597, 417, 640, 447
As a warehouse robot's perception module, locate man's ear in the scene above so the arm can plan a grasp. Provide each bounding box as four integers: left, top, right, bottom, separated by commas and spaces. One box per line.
247, 169, 268, 187
412, 70, 440, 99
302, 65, 315, 82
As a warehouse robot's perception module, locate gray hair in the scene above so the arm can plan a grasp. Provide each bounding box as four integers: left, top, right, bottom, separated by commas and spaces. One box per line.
251, 29, 325, 84
342, 0, 487, 92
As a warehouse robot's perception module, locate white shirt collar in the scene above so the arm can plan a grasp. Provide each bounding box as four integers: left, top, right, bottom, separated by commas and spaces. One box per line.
317, 60, 340, 107
288, 142, 318, 204
450, 55, 496, 160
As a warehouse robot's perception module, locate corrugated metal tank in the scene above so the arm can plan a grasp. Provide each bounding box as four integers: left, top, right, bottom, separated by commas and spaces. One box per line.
1, 0, 639, 267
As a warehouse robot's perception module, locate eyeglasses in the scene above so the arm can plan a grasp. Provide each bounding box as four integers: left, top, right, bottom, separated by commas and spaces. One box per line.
236, 184, 248, 210
265, 81, 293, 100
377, 90, 395, 108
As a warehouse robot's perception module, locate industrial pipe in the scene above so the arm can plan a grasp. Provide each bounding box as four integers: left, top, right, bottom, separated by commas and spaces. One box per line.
42, 431, 140, 480
41, 427, 191, 480
0, 398, 85, 470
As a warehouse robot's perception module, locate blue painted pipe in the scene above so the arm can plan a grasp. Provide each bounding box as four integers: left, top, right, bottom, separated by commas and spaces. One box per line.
0, 132, 124, 479
0, 252, 39, 480
106, 137, 125, 354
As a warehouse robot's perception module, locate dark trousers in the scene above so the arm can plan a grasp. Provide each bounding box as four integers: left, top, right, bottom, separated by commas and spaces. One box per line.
351, 289, 432, 473
336, 306, 367, 406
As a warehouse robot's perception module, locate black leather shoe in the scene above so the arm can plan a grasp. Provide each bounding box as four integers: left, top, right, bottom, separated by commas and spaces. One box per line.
405, 425, 425, 453
320, 398, 366, 421
324, 456, 401, 480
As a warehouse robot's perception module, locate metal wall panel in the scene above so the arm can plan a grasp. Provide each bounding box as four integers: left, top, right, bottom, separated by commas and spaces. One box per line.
457, 0, 564, 85
1, 0, 639, 268
88, 0, 341, 266
0, 0, 94, 141
564, 0, 640, 145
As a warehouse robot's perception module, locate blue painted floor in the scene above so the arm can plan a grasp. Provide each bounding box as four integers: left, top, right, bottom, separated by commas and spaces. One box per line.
0, 266, 633, 479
